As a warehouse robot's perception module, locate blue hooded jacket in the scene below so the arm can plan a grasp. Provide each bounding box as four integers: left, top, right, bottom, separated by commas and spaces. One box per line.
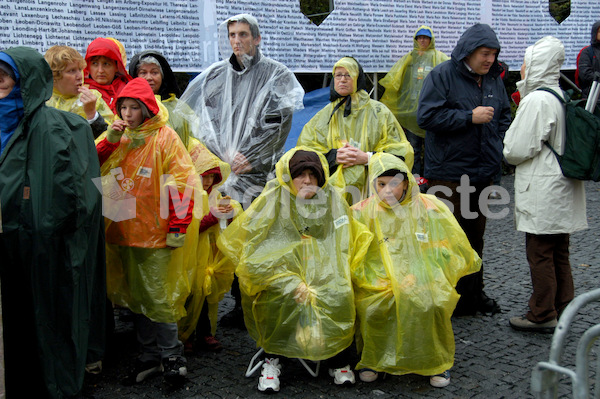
417, 23, 511, 183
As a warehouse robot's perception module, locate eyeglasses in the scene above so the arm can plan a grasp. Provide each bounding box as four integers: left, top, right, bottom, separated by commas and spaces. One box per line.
333, 73, 352, 80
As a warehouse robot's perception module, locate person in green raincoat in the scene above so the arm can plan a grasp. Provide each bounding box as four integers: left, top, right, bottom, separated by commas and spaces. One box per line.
351, 152, 481, 388
44, 45, 114, 139
379, 26, 449, 178
0, 46, 106, 398
298, 57, 413, 205
218, 147, 372, 393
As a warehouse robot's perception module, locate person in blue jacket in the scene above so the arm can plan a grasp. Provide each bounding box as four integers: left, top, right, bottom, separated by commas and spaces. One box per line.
417, 23, 511, 317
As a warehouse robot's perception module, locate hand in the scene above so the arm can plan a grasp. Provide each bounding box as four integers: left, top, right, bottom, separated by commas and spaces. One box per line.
294, 282, 310, 304
232, 152, 252, 174
78, 86, 98, 120
106, 120, 127, 143
472, 106, 494, 124
336, 143, 369, 168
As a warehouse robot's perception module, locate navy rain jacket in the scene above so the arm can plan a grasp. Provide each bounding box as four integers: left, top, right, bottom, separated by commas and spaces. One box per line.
417, 23, 511, 184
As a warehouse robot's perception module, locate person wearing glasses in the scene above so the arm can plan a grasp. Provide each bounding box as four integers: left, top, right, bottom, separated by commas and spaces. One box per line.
298, 57, 413, 205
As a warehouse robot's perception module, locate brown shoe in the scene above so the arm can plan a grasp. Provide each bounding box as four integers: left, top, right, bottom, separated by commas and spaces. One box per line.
509, 316, 557, 334
200, 335, 223, 352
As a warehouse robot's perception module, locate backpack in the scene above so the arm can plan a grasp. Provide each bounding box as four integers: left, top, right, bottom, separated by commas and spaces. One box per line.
538, 87, 600, 181
575, 46, 593, 88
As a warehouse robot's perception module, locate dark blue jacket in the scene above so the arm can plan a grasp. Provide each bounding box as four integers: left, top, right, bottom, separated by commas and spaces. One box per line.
417, 24, 511, 183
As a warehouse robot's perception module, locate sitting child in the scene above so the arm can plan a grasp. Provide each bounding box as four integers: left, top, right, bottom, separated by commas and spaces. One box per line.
218, 148, 372, 393
351, 153, 481, 388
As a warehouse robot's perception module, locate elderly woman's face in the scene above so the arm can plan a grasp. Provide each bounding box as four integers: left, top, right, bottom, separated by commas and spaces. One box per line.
333, 66, 354, 97
0, 68, 15, 99
137, 63, 163, 95
54, 61, 83, 97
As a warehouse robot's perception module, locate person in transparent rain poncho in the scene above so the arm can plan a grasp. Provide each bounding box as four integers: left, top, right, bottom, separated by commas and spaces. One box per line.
217, 148, 372, 393
351, 153, 481, 388
298, 57, 413, 205
177, 13, 304, 325
177, 13, 304, 208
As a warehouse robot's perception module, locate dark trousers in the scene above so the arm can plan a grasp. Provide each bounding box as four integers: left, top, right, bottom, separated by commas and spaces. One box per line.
525, 233, 574, 323
428, 179, 489, 313
406, 129, 424, 177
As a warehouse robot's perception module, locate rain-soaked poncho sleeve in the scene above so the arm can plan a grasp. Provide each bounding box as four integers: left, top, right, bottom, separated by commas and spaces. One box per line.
161, 94, 193, 147
217, 148, 372, 360
298, 91, 413, 203
351, 153, 480, 376
177, 53, 304, 196
380, 49, 449, 137
100, 109, 201, 323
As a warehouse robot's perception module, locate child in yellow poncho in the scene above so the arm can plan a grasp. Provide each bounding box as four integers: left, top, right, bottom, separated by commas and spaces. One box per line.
351, 153, 481, 388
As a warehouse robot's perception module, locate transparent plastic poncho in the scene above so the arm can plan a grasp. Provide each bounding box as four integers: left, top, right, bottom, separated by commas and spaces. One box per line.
351, 153, 481, 376
177, 23, 304, 202
217, 147, 372, 360
379, 26, 449, 137
178, 138, 242, 341
100, 101, 201, 323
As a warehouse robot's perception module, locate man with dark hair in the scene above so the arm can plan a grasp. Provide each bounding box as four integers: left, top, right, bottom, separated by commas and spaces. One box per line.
417, 23, 511, 316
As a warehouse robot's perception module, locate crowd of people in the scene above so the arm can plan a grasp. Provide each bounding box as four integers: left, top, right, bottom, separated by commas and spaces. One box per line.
0, 12, 597, 398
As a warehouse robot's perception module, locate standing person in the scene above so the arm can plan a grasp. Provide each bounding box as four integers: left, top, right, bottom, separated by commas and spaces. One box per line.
379, 26, 449, 180
217, 148, 372, 393
178, 14, 304, 325
298, 56, 414, 205
577, 21, 600, 100
503, 36, 587, 333
0, 46, 106, 398
352, 153, 481, 387
417, 23, 511, 316
44, 45, 114, 138
129, 50, 194, 146
100, 77, 199, 386
84, 37, 133, 110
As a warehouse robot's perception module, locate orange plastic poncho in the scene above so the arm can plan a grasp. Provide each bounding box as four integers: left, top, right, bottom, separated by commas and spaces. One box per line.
100, 78, 200, 323
351, 153, 481, 376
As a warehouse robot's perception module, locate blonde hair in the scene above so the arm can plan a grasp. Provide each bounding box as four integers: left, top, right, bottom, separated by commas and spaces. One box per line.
44, 45, 86, 80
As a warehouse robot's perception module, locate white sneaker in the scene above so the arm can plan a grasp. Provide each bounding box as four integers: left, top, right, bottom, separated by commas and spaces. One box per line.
358, 368, 378, 382
430, 370, 451, 388
258, 358, 282, 392
329, 365, 356, 385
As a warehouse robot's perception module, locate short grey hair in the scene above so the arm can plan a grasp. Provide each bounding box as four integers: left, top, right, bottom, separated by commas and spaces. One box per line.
137, 56, 163, 77
226, 14, 260, 39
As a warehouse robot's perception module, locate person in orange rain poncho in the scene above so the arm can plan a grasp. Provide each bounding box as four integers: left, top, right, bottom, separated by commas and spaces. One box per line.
351, 153, 481, 388
217, 147, 372, 393
98, 77, 200, 386
84, 37, 132, 110
177, 139, 242, 353
44, 45, 114, 138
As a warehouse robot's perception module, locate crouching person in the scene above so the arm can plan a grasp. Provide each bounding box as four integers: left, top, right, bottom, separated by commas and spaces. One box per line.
351, 153, 481, 388
218, 148, 372, 392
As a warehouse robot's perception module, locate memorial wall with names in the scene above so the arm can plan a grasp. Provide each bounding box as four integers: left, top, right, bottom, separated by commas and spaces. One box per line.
0, 0, 597, 72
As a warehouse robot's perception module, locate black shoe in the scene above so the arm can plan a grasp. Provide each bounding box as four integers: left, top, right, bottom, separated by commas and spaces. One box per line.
121, 359, 163, 386
219, 306, 246, 330
163, 356, 187, 386
478, 293, 501, 315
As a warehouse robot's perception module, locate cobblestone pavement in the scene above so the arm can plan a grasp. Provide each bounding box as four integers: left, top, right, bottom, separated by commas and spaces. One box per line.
82, 175, 600, 399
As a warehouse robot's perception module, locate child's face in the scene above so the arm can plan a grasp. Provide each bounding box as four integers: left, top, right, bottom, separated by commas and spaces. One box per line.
119, 98, 144, 129
292, 169, 319, 199
376, 175, 408, 205
202, 173, 216, 191
89, 56, 117, 85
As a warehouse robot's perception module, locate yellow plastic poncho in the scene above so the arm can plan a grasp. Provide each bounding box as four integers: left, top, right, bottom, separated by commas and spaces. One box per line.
379, 26, 449, 137
218, 147, 372, 360
298, 57, 413, 204
161, 93, 194, 147
100, 91, 200, 323
46, 88, 114, 126
351, 153, 481, 376
178, 138, 242, 341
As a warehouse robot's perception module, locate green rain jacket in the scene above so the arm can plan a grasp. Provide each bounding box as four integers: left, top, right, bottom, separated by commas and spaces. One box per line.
0, 47, 105, 398
352, 153, 480, 376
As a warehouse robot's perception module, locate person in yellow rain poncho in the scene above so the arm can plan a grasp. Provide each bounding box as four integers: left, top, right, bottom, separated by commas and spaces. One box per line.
178, 138, 242, 352
44, 45, 114, 138
351, 152, 481, 388
379, 26, 449, 178
129, 50, 195, 147
218, 147, 372, 393
99, 77, 200, 386
298, 57, 413, 205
